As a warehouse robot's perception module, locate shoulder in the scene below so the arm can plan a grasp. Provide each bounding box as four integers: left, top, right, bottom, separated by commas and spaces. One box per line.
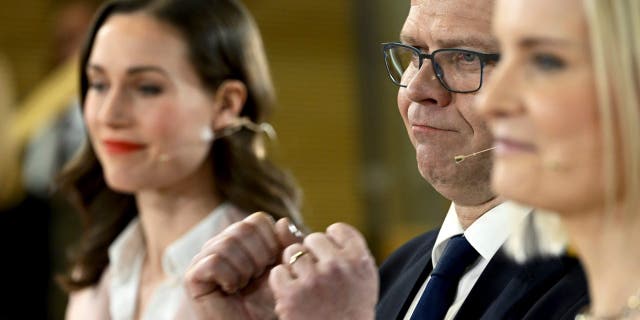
379, 229, 438, 270
521, 255, 590, 319
482, 253, 589, 320
375, 228, 439, 319
65, 267, 111, 320
517, 254, 588, 290
378, 228, 438, 284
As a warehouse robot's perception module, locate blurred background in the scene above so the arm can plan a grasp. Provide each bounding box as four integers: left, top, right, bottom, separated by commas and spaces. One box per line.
0, 0, 449, 318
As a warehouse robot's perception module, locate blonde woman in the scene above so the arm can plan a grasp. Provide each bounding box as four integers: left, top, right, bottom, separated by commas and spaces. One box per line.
478, 0, 640, 318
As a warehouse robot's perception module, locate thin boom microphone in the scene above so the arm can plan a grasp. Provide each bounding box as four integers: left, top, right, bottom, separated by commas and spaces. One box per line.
154, 118, 276, 163
454, 147, 496, 164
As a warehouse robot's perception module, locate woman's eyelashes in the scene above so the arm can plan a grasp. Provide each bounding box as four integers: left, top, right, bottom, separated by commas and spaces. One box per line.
86, 78, 164, 97
137, 83, 164, 96
88, 78, 109, 93
531, 52, 566, 71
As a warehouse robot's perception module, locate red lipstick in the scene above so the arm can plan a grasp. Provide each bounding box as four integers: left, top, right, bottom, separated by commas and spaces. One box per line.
103, 140, 145, 154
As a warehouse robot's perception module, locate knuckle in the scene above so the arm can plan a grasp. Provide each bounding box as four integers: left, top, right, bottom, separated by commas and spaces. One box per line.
216, 238, 236, 253
275, 300, 295, 318
328, 222, 350, 234
208, 253, 226, 268
324, 260, 344, 275
184, 268, 197, 283
248, 211, 274, 225
328, 222, 348, 230
234, 222, 257, 237
253, 253, 271, 269
303, 232, 325, 246
220, 269, 240, 287
297, 277, 316, 292
201, 234, 223, 251
283, 244, 303, 258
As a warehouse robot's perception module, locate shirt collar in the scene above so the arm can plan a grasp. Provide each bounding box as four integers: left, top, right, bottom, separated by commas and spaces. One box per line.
109, 217, 144, 284
162, 202, 246, 278
432, 201, 532, 266
108, 201, 247, 282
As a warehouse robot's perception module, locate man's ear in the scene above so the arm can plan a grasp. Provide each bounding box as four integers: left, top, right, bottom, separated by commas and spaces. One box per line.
212, 80, 247, 130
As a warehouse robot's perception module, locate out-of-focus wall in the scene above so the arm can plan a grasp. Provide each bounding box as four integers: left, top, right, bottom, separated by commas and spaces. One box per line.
245, 1, 365, 233
0, 1, 55, 99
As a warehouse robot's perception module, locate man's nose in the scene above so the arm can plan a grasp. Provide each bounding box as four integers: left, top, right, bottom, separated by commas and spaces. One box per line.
404, 60, 452, 108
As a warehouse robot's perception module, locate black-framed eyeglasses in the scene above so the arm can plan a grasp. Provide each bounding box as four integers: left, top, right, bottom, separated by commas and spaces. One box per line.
382, 42, 500, 93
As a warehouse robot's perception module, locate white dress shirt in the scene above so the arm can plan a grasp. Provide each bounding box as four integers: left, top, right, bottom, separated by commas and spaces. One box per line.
403, 201, 532, 320
107, 202, 246, 320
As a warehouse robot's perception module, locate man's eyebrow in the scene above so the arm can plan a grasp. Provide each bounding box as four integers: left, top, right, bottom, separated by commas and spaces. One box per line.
399, 34, 419, 45
435, 37, 498, 52
397, 35, 498, 52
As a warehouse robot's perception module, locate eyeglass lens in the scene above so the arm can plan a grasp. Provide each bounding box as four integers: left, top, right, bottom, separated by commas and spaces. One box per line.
385, 46, 483, 92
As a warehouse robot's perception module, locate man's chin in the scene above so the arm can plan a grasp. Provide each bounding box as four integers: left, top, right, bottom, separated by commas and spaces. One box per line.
416, 155, 456, 181
417, 162, 493, 203
417, 164, 451, 190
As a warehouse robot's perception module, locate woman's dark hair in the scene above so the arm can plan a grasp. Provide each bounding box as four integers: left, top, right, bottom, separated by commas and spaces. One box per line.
58, 0, 302, 291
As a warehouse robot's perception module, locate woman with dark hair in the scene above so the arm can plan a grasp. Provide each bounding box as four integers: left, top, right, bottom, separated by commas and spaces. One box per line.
59, 0, 303, 318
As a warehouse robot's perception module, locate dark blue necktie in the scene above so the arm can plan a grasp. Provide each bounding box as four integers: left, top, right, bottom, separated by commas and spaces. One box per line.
410, 235, 479, 320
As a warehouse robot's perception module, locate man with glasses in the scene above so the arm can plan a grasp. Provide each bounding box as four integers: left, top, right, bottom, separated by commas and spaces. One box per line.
382, 43, 499, 93
374, 1, 588, 319
184, 0, 589, 319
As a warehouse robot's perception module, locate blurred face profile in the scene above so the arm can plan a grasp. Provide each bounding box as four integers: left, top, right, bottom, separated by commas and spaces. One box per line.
84, 13, 217, 193
477, 0, 604, 215
396, 0, 498, 205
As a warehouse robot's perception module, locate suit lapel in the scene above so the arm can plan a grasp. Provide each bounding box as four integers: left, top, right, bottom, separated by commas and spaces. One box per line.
455, 250, 573, 320
478, 255, 575, 319
454, 250, 520, 319
376, 240, 435, 320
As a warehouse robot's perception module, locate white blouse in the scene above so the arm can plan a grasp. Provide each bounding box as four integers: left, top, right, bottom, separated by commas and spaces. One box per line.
107, 202, 247, 320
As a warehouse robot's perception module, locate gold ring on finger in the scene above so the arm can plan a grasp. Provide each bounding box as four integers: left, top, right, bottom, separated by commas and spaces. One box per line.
288, 250, 308, 265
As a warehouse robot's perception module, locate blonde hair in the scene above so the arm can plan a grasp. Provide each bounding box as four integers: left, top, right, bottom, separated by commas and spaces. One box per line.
506, 0, 640, 262
584, 0, 640, 220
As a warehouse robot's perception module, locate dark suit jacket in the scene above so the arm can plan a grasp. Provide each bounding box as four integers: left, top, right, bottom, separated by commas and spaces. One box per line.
376, 229, 589, 320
